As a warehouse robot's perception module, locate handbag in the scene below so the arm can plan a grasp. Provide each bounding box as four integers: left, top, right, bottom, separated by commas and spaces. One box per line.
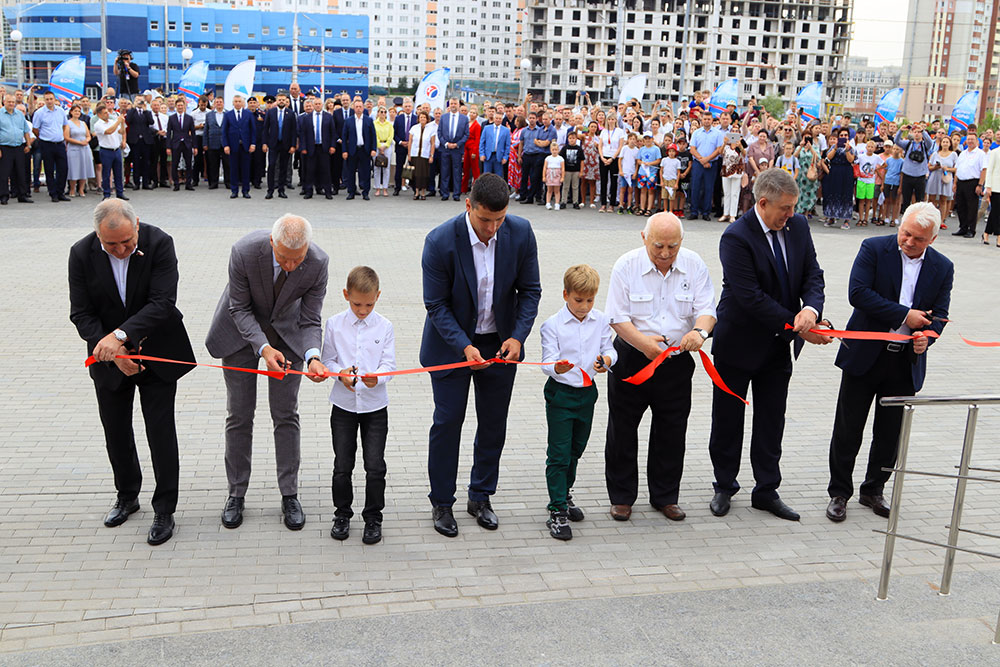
807, 160, 818, 181
374, 153, 389, 168
852, 163, 861, 179
402, 163, 414, 180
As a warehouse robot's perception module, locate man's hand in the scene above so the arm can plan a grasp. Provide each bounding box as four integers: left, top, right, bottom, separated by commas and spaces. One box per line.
554, 359, 574, 374
249, 144, 255, 153
329, 147, 335, 155
593, 355, 612, 373
699, 158, 710, 168
678, 330, 705, 352
339, 367, 357, 391
904, 309, 932, 330
263, 144, 269, 153
289, 146, 296, 154
261, 345, 288, 374
166, 148, 172, 156
912, 331, 929, 355
113, 353, 142, 376
193, 148, 198, 157
800, 330, 833, 345
93, 332, 124, 362
342, 152, 348, 160
792, 308, 818, 334
307, 358, 329, 383
224, 146, 231, 155
641, 334, 667, 360
463, 344, 493, 370
371, 150, 377, 158
499, 337, 522, 362
360, 374, 378, 388
480, 155, 485, 162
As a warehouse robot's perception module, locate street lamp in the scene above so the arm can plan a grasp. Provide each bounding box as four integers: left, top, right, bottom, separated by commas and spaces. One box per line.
519, 57, 530, 103
10, 30, 23, 90
182, 47, 193, 64
299, 14, 325, 100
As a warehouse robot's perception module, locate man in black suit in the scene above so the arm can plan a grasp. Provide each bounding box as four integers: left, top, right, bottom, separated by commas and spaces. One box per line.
297, 98, 335, 199
393, 98, 418, 195
166, 97, 197, 191
708, 168, 830, 521
125, 98, 155, 190
263, 91, 298, 199
286, 83, 304, 189
248, 96, 267, 189
341, 99, 377, 200
329, 100, 345, 196
68, 199, 196, 546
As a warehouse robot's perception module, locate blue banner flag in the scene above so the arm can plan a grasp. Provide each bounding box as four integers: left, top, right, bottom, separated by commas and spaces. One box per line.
948, 91, 979, 135
874, 88, 904, 129
708, 79, 739, 118
178, 60, 210, 110
796, 81, 823, 126
49, 56, 86, 104
415, 68, 450, 111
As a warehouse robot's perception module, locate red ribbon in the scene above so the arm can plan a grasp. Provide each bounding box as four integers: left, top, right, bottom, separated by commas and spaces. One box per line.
783, 323, 941, 342
959, 335, 1000, 348
621, 346, 749, 405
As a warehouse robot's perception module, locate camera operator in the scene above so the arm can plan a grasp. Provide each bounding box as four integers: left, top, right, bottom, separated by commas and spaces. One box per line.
114, 50, 140, 101
893, 121, 936, 206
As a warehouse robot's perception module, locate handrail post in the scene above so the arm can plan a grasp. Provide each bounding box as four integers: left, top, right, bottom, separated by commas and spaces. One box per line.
939, 404, 978, 596
994, 606, 1000, 645
877, 404, 915, 600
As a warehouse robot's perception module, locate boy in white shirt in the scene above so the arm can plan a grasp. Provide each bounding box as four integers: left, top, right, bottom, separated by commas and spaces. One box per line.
539, 265, 617, 540
855, 140, 880, 226
321, 266, 396, 545
617, 133, 640, 214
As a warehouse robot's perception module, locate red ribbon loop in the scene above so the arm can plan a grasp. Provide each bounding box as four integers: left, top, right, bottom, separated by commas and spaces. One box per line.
783, 323, 941, 342
621, 346, 748, 405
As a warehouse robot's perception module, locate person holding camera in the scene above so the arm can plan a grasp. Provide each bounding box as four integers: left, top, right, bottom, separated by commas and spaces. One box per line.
893, 122, 936, 207
114, 51, 140, 101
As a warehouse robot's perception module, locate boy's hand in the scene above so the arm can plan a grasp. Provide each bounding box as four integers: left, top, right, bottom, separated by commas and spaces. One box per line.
594, 355, 612, 373
339, 367, 357, 392
360, 374, 378, 388
554, 359, 574, 374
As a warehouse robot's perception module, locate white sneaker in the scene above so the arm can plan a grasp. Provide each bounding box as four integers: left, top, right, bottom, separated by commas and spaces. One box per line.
545, 202, 552, 209
554, 203, 560, 210
590, 203, 596, 209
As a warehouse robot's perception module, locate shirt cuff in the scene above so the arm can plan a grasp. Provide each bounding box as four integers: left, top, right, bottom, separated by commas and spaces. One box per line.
304, 348, 321, 364
257, 343, 268, 357
804, 305, 820, 318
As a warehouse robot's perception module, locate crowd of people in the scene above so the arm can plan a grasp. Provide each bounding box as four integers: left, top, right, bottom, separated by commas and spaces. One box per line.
4, 83, 999, 243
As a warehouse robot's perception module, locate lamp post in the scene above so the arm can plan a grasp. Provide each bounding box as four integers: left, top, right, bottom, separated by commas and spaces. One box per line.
10, 30, 23, 90
519, 57, 530, 104
299, 13, 325, 100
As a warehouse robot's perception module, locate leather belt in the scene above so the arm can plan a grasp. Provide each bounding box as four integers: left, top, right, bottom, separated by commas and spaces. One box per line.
885, 342, 905, 352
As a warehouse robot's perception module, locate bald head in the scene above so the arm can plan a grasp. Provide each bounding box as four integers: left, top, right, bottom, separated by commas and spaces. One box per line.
641, 213, 684, 274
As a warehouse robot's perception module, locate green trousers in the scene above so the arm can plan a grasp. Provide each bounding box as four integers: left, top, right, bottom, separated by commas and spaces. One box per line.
544, 377, 598, 512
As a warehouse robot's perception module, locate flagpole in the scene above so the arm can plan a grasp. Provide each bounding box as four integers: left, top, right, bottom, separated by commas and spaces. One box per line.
99, 0, 108, 92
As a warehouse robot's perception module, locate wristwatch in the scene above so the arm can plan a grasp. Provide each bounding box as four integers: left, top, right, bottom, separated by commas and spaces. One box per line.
307, 355, 321, 366
113, 329, 129, 344
693, 328, 709, 341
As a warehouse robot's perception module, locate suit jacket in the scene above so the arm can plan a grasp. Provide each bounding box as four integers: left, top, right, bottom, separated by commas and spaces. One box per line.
836, 235, 953, 392
331, 107, 346, 147
166, 112, 195, 150
205, 230, 329, 360
204, 110, 226, 150
69, 223, 195, 391
341, 113, 376, 157
479, 123, 512, 161
125, 108, 155, 145
297, 111, 334, 155
465, 120, 482, 154
262, 106, 298, 150
393, 112, 418, 144
221, 108, 256, 150
713, 208, 825, 371
420, 213, 542, 369
437, 111, 470, 152
287, 96, 305, 116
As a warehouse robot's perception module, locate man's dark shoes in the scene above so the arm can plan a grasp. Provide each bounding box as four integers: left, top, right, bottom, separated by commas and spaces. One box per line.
362, 194, 370, 200
751, 496, 800, 521
654, 503, 686, 521
362, 520, 382, 545
710, 492, 731, 517
330, 516, 350, 540
859, 494, 891, 518
58, 193, 71, 201
345, 193, 355, 200
278, 191, 288, 198
147, 514, 175, 546
104, 498, 140, 527
265, 192, 274, 199
326, 193, 333, 199
303, 193, 313, 199
282, 495, 305, 530
242, 193, 251, 199
567, 498, 585, 522
185, 184, 195, 191
230, 192, 238, 198
441, 195, 449, 201
952, 229, 966, 236
547, 510, 572, 541
701, 214, 710, 221
393, 188, 400, 196
17, 197, 33, 203
467, 499, 498, 530
221, 495, 244, 528
432, 506, 458, 537
827, 496, 848, 522
173, 184, 180, 191
610, 504, 632, 521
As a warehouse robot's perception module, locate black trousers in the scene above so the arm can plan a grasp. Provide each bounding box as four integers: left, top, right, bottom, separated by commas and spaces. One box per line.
708, 340, 793, 501
605, 338, 695, 507
205, 147, 229, 188
38, 139, 68, 198
151, 137, 169, 185
126, 141, 149, 188
954, 178, 980, 235
520, 152, 545, 203
169, 142, 193, 186
828, 348, 915, 500
331, 405, 388, 522
251, 141, 266, 187
328, 150, 342, 193
267, 147, 292, 194
94, 373, 180, 515
192, 136, 204, 185
0, 143, 28, 199
599, 158, 619, 206
302, 150, 331, 195
394, 144, 409, 189
900, 173, 926, 207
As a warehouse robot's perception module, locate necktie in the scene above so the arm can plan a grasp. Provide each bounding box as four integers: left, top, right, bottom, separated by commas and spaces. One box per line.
278, 110, 283, 135
769, 230, 792, 309
494, 124, 499, 155
156, 115, 162, 130
405, 114, 410, 133
237, 110, 241, 122
274, 269, 288, 303
315, 113, 321, 144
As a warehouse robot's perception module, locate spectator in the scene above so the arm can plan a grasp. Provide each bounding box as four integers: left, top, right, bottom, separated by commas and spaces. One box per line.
598, 113, 626, 213
64, 104, 94, 197
507, 114, 526, 197
894, 122, 936, 206
718, 137, 745, 222
823, 127, 857, 229
794, 135, 819, 217
407, 109, 435, 200
951, 127, 988, 239
580, 120, 600, 208
372, 106, 393, 197
926, 135, 956, 228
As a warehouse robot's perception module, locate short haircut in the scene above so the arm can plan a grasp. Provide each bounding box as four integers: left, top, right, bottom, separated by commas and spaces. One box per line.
469, 172, 509, 212
966, 124, 978, 135
753, 166, 799, 201
93, 198, 137, 232
271, 213, 312, 249
563, 264, 600, 296
346, 265, 379, 294
417, 110, 429, 121
902, 201, 941, 236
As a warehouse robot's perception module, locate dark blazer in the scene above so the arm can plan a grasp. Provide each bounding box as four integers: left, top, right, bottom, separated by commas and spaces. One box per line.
420, 213, 542, 369
331, 107, 346, 146
166, 112, 195, 150
221, 108, 256, 150
297, 111, 334, 155
437, 111, 470, 152
836, 235, 953, 392
713, 208, 825, 371
125, 108, 154, 144
262, 106, 298, 150
341, 113, 376, 156
393, 112, 419, 144
69, 223, 195, 391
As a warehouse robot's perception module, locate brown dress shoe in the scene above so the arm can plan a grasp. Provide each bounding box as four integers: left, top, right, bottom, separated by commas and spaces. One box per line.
859, 494, 890, 518
655, 504, 686, 521
826, 496, 847, 522
610, 504, 632, 521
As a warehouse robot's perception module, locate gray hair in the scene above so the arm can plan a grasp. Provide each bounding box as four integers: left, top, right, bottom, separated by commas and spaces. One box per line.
93, 198, 137, 232
271, 214, 312, 249
643, 213, 685, 239
753, 167, 799, 202
901, 202, 941, 236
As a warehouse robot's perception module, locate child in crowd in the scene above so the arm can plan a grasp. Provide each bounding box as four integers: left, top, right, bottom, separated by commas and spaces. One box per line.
617, 133, 640, 214
544, 140, 565, 210
855, 140, 880, 226
660, 143, 681, 216
883, 144, 903, 226
775, 142, 799, 179
636, 132, 661, 216
675, 137, 692, 218
873, 147, 888, 224
560, 131, 584, 209
539, 265, 616, 541
322, 266, 396, 545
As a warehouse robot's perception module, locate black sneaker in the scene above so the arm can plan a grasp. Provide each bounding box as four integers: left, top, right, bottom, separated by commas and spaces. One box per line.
362, 519, 382, 545
567, 498, 585, 522
547, 510, 572, 541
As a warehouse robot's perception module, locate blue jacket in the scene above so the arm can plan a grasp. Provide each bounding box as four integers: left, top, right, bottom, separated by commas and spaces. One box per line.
204, 110, 226, 150
221, 108, 256, 150
393, 112, 419, 144
419, 213, 542, 369
479, 123, 512, 161
341, 113, 376, 156
836, 234, 953, 392
297, 111, 334, 155
712, 208, 825, 371
436, 111, 469, 152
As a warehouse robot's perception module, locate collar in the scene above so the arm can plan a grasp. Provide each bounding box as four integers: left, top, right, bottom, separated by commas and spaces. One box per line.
898, 246, 926, 263
351, 313, 371, 327
561, 304, 595, 325
639, 246, 684, 276
465, 213, 496, 248
753, 206, 782, 237
101, 242, 138, 261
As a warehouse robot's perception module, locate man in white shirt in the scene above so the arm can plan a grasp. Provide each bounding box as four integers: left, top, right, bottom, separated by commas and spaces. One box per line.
189, 95, 209, 186
149, 97, 170, 187
604, 213, 717, 522
952, 127, 989, 238
92, 102, 129, 200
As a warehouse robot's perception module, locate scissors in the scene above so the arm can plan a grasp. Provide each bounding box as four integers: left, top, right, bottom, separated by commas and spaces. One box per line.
595, 355, 614, 374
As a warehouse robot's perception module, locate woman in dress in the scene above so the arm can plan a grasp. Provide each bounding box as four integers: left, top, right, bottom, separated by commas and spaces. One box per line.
927, 135, 956, 223
507, 115, 526, 196
822, 127, 857, 229
64, 104, 94, 197
742, 128, 774, 212
794, 135, 819, 217
581, 121, 600, 208
372, 106, 393, 197
407, 110, 435, 200
598, 113, 626, 212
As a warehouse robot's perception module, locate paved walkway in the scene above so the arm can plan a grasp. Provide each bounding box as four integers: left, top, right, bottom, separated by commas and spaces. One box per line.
1, 191, 998, 658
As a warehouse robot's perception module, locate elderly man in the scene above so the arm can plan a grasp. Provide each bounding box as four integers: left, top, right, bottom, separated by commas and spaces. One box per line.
437, 97, 470, 201
708, 169, 828, 521
951, 126, 989, 239
31, 91, 70, 202
0, 92, 34, 205
222, 94, 256, 198
92, 102, 129, 201
69, 199, 195, 545
826, 203, 953, 522
604, 213, 717, 522
206, 215, 329, 531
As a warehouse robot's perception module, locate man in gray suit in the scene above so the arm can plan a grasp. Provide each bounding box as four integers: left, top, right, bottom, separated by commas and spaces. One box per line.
206, 214, 330, 531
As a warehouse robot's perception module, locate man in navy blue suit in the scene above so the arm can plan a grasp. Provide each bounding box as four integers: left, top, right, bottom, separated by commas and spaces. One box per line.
479, 111, 511, 178
708, 168, 830, 521
826, 203, 953, 522
298, 98, 335, 200
166, 96, 197, 191
262, 91, 298, 199
222, 94, 256, 199
436, 97, 470, 201
420, 173, 541, 537
341, 99, 376, 200
393, 98, 418, 195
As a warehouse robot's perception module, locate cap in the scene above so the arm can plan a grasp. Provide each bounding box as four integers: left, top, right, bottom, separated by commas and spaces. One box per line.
142, 89, 154, 97
643, 131, 653, 138
758, 157, 768, 164
263, 95, 276, 103
667, 143, 678, 151
393, 96, 403, 106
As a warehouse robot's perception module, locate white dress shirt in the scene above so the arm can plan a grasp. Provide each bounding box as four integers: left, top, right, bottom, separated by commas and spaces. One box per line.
354, 114, 364, 146
448, 112, 459, 142
954, 146, 988, 181
605, 246, 717, 349
321, 309, 396, 413
190, 107, 207, 136
466, 213, 497, 334
101, 245, 136, 305
892, 248, 925, 336
93, 117, 122, 150
152, 111, 169, 133
540, 306, 618, 388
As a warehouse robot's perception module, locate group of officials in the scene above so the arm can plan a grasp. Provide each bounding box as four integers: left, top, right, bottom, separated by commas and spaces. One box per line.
70, 169, 952, 546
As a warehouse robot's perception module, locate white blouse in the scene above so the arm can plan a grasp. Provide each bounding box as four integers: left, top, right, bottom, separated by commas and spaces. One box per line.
409, 123, 436, 159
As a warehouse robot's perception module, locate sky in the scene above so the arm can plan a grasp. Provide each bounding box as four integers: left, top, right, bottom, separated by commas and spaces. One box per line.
850, 1, 910, 68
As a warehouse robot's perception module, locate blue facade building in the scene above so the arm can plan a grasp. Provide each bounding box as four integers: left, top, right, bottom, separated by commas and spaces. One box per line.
1, 2, 369, 98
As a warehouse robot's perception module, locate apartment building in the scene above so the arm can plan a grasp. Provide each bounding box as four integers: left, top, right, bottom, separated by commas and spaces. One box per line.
837, 56, 902, 115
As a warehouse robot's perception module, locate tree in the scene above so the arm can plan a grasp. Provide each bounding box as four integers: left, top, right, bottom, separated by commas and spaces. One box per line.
980, 111, 1000, 132
761, 94, 784, 117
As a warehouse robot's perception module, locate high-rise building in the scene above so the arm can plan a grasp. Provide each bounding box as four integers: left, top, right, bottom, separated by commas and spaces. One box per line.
837, 56, 901, 116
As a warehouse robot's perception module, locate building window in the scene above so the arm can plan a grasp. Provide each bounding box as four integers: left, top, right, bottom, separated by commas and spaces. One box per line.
168, 21, 176, 31
232, 26, 239, 34
215, 24, 223, 33
356, 30, 364, 39
262, 26, 270, 36
309, 28, 317, 37
201, 23, 208, 33
278, 26, 286, 36
341, 29, 349, 38
151, 21, 159, 31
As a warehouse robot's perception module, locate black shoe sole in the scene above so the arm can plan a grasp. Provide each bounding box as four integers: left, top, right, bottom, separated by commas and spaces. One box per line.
362, 533, 382, 545
826, 510, 847, 522
221, 511, 243, 529
467, 507, 498, 530
710, 503, 730, 517
434, 524, 458, 538
284, 517, 305, 531
859, 497, 890, 518
147, 526, 174, 546
331, 530, 349, 541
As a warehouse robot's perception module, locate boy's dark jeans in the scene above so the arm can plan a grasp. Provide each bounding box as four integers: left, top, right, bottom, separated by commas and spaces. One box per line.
331, 405, 388, 522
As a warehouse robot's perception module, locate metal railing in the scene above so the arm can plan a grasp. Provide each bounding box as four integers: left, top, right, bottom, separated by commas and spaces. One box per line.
875, 395, 1000, 645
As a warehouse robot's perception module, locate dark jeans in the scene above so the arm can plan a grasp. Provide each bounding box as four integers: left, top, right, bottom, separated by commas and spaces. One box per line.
331, 405, 388, 522
599, 158, 619, 206
544, 378, 597, 512
900, 173, 926, 207
520, 152, 545, 203
99, 148, 124, 198
690, 160, 719, 216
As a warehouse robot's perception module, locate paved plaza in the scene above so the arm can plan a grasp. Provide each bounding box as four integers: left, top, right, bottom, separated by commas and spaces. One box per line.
1, 190, 999, 662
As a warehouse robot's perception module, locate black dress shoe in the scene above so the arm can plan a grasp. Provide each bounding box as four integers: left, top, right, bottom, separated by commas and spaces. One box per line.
282, 495, 305, 530
362, 194, 370, 200
230, 192, 238, 199
0, 197, 7, 205
51, 196, 62, 203
185, 184, 195, 191
751, 496, 800, 521
242, 193, 251, 199
393, 188, 400, 196
303, 193, 313, 199
330, 516, 350, 540
117, 194, 129, 201
826, 496, 848, 522
58, 193, 71, 201
221, 495, 244, 528
132, 184, 141, 191
144, 184, 156, 190
432, 506, 458, 537
710, 491, 731, 517
173, 184, 180, 191
104, 498, 140, 527
963, 232, 976, 239
278, 191, 288, 199
332, 188, 339, 196
702, 214, 710, 221
147, 514, 175, 546
325, 193, 333, 200
362, 520, 382, 545
265, 192, 274, 199
207, 184, 218, 190
952, 229, 966, 236
17, 197, 33, 203
345, 193, 355, 200
453, 196, 461, 201
859, 494, 891, 518
467, 499, 498, 530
